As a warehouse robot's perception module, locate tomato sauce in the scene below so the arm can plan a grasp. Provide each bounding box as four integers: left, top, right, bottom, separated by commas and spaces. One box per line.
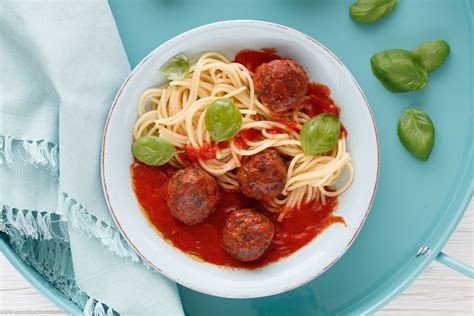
131, 162, 345, 269
340, 123, 348, 138
277, 120, 301, 132
266, 127, 284, 135
234, 48, 282, 73
233, 128, 263, 149
303, 83, 348, 138
304, 82, 341, 117
179, 142, 217, 162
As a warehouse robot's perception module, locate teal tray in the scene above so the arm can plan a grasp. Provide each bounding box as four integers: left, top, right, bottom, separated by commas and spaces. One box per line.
1, 0, 472, 314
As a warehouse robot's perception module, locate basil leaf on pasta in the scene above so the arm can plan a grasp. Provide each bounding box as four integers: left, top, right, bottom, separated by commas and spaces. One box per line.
205, 98, 242, 143
160, 54, 190, 80
300, 113, 340, 156
132, 136, 178, 166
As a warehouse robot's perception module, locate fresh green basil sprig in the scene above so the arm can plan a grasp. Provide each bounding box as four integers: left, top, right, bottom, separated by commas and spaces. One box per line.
160, 54, 190, 80
371, 39, 450, 92
205, 98, 243, 143
300, 113, 340, 156
350, 0, 398, 24
398, 108, 435, 161
370, 49, 428, 92
132, 136, 179, 166
412, 40, 450, 72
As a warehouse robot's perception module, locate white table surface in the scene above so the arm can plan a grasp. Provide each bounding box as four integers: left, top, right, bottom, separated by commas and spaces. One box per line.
1, 200, 473, 315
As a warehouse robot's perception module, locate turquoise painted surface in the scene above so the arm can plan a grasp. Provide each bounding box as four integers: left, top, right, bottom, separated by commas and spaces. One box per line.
108, 0, 472, 314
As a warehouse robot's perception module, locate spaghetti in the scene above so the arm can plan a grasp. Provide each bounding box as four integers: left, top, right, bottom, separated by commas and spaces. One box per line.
133, 52, 354, 221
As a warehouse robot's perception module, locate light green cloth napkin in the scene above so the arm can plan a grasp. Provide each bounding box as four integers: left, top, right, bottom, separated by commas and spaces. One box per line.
0, 1, 183, 315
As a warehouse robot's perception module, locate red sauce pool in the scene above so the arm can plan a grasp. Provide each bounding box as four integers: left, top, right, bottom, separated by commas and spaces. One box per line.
131, 162, 344, 269
234, 48, 282, 73
304, 82, 341, 117
304, 83, 347, 138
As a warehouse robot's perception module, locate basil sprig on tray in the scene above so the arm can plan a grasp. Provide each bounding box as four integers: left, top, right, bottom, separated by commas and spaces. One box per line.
412, 40, 450, 72
300, 113, 340, 156
371, 49, 428, 92
398, 108, 435, 161
132, 136, 179, 166
349, 7, 445, 162
160, 54, 190, 80
371, 40, 450, 92
350, 0, 398, 24
205, 98, 243, 143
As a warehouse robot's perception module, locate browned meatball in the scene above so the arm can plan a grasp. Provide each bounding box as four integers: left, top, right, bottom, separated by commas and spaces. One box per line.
254, 59, 309, 114
167, 167, 220, 225
237, 148, 287, 201
222, 208, 274, 262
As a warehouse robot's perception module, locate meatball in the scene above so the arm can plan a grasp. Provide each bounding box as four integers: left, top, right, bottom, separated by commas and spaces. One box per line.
254, 59, 309, 114
222, 208, 274, 262
237, 148, 287, 201
167, 167, 220, 225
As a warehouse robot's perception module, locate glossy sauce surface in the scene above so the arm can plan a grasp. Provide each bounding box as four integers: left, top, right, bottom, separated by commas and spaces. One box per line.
304, 82, 341, 117
234, 128, 263, 149
178, 142, 231, 162
303, 83, 347, 138
180, 143, 216, 162
131, 162, 344, 269
234, 48, 282, 72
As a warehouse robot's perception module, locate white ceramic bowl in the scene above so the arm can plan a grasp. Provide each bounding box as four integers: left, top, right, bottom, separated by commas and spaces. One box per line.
101, 20, 379, 298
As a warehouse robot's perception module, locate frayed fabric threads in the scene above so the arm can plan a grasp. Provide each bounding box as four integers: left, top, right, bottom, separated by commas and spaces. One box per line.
0, 135, 14, 167
4, 228, 87, 310
84, 297, 115, 316
0, 135, 59, 177
2, 208, 113, 314
19, 139, 59, 176
0, 205, 59, 241
60, 193, 140, 262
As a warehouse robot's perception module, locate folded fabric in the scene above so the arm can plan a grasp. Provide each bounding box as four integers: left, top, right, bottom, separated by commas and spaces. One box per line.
0, 1, 183, 315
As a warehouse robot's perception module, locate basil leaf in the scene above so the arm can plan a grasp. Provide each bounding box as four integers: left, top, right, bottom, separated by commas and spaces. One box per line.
300, 113, 340, 156
160, 54, 190, 80
398, 108, 435, 161
205, 98, 242, 143
350, 0, 397, 23
412, 40, 450, 72
132, 136, 178, 166
370, 49, 428, 92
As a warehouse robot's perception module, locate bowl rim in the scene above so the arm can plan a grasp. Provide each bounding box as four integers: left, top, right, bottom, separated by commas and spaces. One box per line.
101, 19, 380, 298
